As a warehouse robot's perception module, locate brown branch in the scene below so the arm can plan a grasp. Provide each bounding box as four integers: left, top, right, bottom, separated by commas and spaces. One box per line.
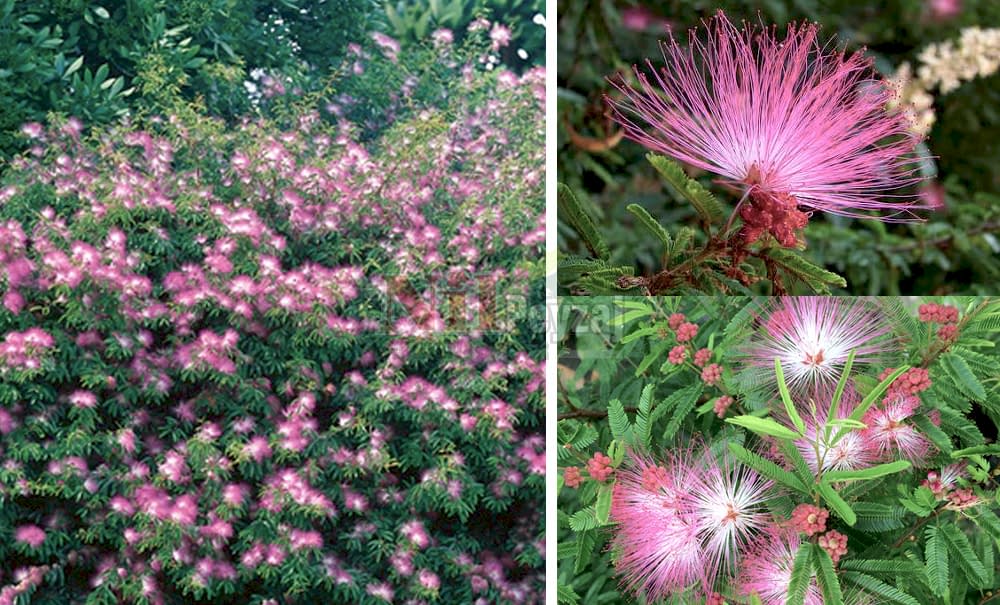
891, 507, 943, 549
558, 406, 637, 420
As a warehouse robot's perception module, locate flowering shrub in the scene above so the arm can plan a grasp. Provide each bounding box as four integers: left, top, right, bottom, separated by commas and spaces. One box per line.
558, 296, 1000, 604
557, 1, 1000, 295
0, 32, 544, 604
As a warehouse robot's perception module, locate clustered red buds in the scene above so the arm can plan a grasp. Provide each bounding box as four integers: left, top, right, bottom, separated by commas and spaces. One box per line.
737, 190, 810, 248
668, 345, 688, 364
881, 366, 932, 396
790, 503, 829, 536
713, 395, 734, 418
587, 452, 614, 482
668, 313, 686, 330
676, 322, 699, 343
641, 465, 669, 491
818, 530, 848, 564
937, 324, 958, 341
701, 363, 722, 385
694, 348, 712, 367
947, 488, 978, 509
918, 303, 959, 324
564, 467, 582, 488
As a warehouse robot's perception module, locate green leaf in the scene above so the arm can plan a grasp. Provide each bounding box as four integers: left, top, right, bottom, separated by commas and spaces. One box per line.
786, 542, 814, 605
941, 352, 987, 400
763, 248, 847, 293
568, 507, 598, 532
557, 183, 609, 260
646, 153, 724, 224
813, 546, 843, 605
607, 399, 632, 443
635, 384, 655, 450
924, 525, 949, 597
610, 308, 653, 326
852, 502, 908, 532
823, 460, 911, 483
817, 480, 856, 526
557, 582, 581, 605
775, 358, 806, 434
626, 203, 673, 255
839, 559, 922, 576
725, 415, 801, 440
951, 444, 1000, 457
574, 529, 596, 574
661, 383, 704, 441
729, 443, 809, 494
941, 522, 988, 586
826, 418, 868, 430
64, 55, 84, 78
841, 572, 920, 605
595, 483, 613, 524
828, 350, 856, 423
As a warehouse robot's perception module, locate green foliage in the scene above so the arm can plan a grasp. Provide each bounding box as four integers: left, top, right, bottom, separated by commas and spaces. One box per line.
383, 0, 544, 70
0, 0, 382, 158
558, 156, 849, 295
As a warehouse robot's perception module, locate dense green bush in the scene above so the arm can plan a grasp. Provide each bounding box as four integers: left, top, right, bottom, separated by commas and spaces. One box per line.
0, 0, 382, 158
0, 29, 545, 604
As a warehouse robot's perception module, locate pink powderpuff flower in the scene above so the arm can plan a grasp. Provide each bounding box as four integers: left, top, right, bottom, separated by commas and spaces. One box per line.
14, 524, 46, 548
686, 450, 774, 584
610, 448, 773, 599
418, 569, 440, 591
863, 394, 931, 463
744, 297, 895, 394
738, 529, 822, 605
610, 455, 706, 600
607, 11, 927, 247
69, 390, 97, 408
793, 387, 877, 474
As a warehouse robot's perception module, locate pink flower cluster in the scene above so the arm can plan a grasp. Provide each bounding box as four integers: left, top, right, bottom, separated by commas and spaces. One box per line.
175, 329, 240, 374
610, 447, 773, 600
0, 25, 544, 603
0, 328, 54, 373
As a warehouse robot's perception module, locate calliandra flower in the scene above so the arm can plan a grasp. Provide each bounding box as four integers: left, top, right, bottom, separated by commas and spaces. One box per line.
863, 394, 931, 463
607, 11, 927, 247
14, 524, 47, 548
793, 386, 878, 474
687, 450, 774, 583
610, 448, 773, 599
738, 529, 822, 605
744, 297, 895, 394
610, 455, 706, 599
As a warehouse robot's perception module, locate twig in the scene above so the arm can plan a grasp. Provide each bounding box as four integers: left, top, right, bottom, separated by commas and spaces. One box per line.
558, 406, 637, 420
891, 507, 942, 549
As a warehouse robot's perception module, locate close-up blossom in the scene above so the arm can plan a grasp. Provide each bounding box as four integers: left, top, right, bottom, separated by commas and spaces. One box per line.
608, 11, 927, 247
743, 297, 896, 393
